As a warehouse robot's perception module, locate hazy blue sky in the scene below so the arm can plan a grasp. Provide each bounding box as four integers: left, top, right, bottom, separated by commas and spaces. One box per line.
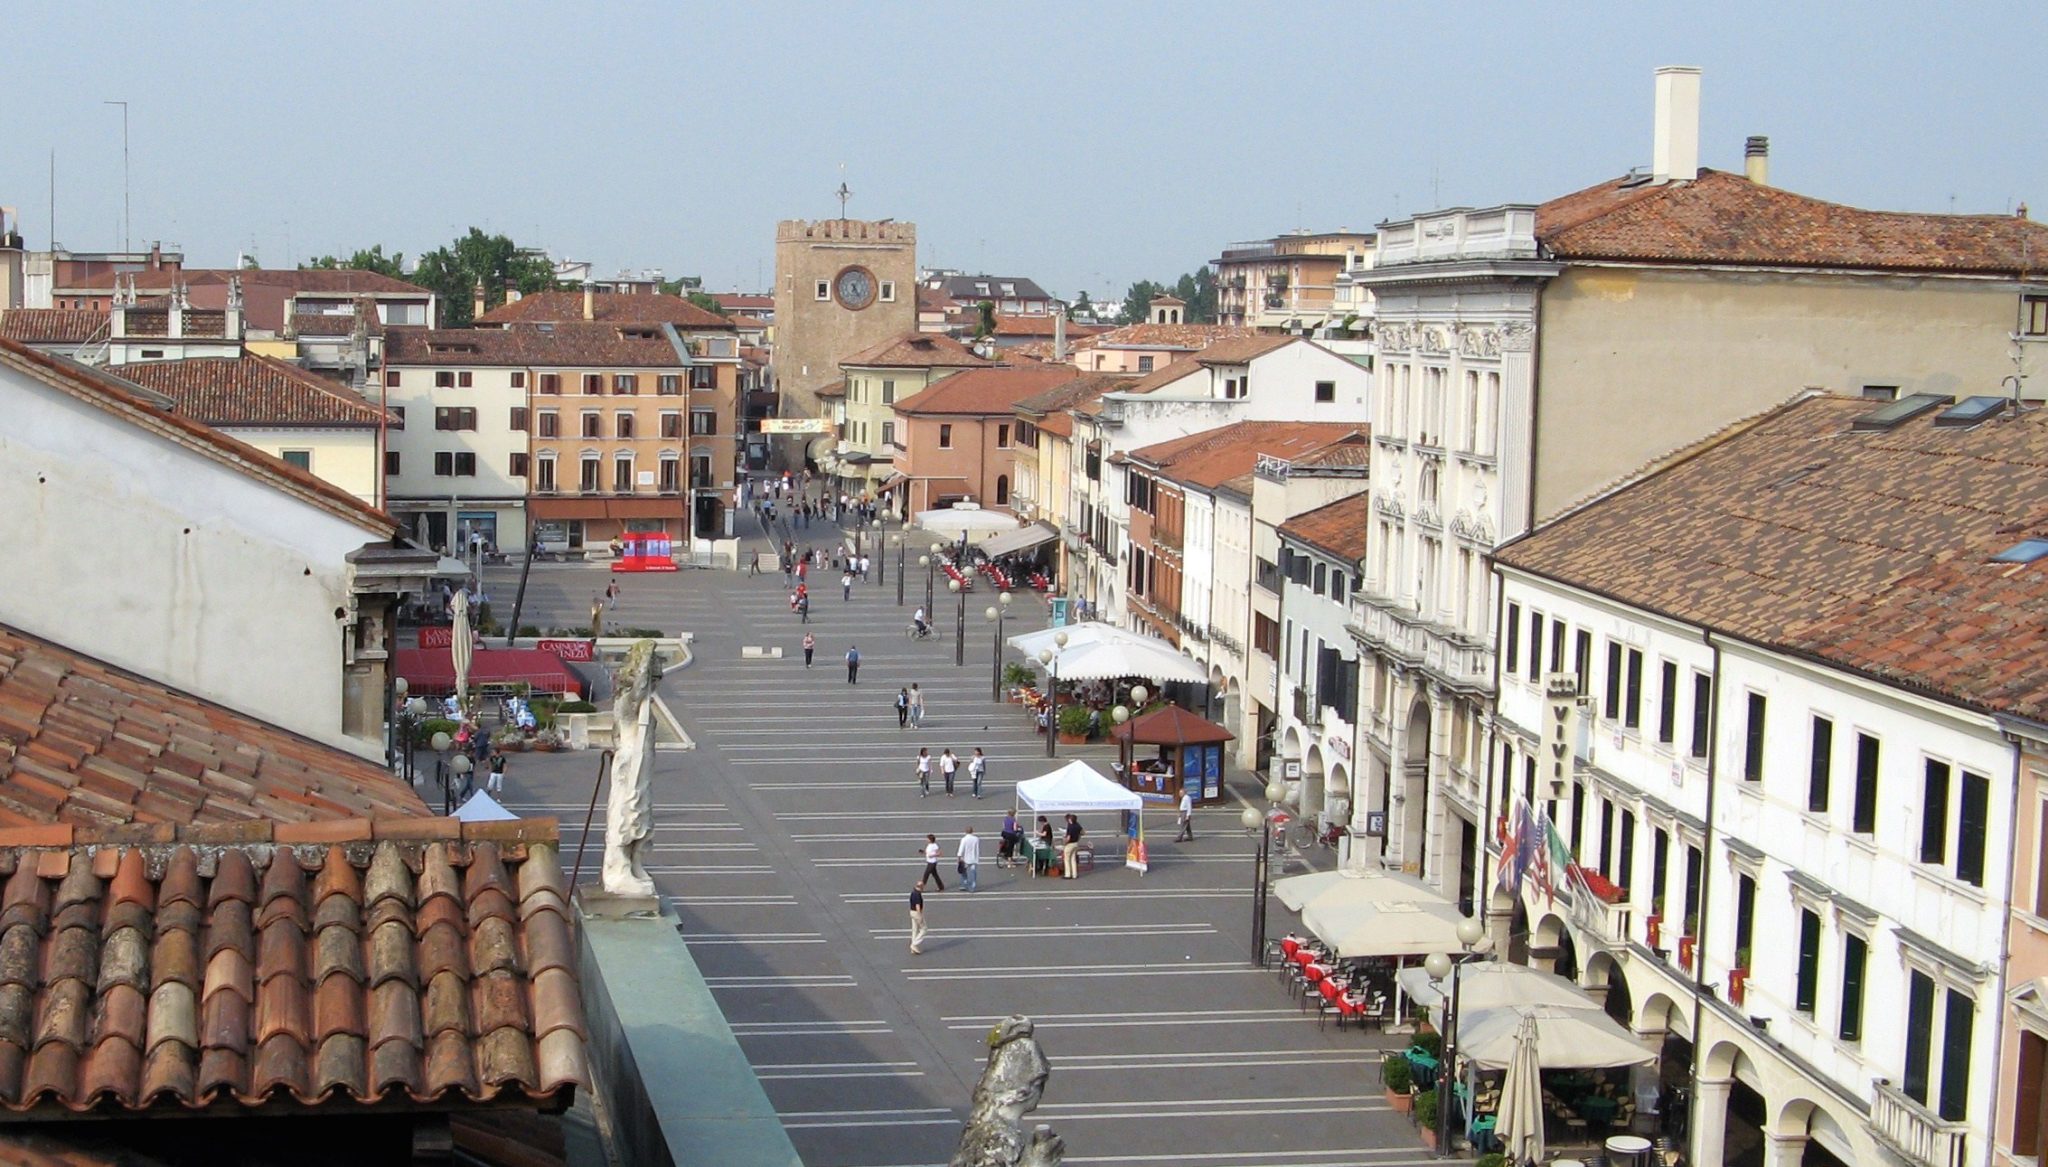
5, 2, 2044, 302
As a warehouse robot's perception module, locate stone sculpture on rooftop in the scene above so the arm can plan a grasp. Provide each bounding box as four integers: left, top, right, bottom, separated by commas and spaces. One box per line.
950, 1014, 1064, 1167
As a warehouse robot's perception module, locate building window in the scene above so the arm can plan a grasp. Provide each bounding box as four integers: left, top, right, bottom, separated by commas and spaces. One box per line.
433, 407, 477, 431
435, 371, 455, 388
661, 412, 682, 439
583, 374, 604, 395
879, 281, 895, 302
616, 412, 636, 439
613, 457, 634, 493
1742, 693, 1766, 781
457, 371, 473, 388
1603, 640, 1621, 718
815, 280, 830, 301
2023, 294, 2048, 336
1956, 770, 1989, 887
995, 474, 1009, 505
997, 423, 1011, 448
1624, 649, 1644, 730
537, 410, 559, 438
1938, 988, 1974, 1121
1905, 970, 1936, 1104
1733, 872, 1755, 958
1657, 662, 1678, 745
384, 451, 400, 476
534, 457, 556, 492
614, 374, 639, 395
939, 424, 954, 449
2018, 1031, 2048, 1156
388, 406, 405, 430
690, 409, 717, 436
385, 370, 400, 387
1137, 356, 1155, 373
690, 366, 716, 390
1808, 717, 1833, 812
659, 457, 679, 492
433, 451, 476, 477
2037, 793, 2048, 917
1505, 603, 1521, 672
280, 450, 312, 471
1852, 733, 1880, 834
1793, 909, 1820, 1015
1549, 621, 1565, 676
1921, 760, 1952, 864
511, 371, 526, 388
509, 452, 529, 477
539, 373, 560, 394
658, 374, 681, 395
1314, 380, 1336, 403
1574, 630, 1591, 694
881, 421, 895, 448
1689, 672, 1711, 759
1527, 612, 1542, 681
689, 453, 713, 489
880, 379, 897, 405
581, 412, 602, 439
1861, 384, 1900, 401
1838, 933, 1867, 1042
509, 407, 528, 431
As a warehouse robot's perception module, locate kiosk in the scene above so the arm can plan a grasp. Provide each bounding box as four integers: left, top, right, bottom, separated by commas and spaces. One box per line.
614, 530, 679, 572
1110, 703, 1235, 805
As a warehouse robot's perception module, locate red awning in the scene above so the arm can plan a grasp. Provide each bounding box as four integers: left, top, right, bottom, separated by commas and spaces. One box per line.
395, 648, 585, 697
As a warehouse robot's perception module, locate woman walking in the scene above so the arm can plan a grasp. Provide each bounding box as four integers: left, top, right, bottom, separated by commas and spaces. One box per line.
939, 748, 958, 796
969, 747, 987, 798
802, 632, 815, 669
908, 683, 926, 728
914, 748, 933, 797
896, 687, 911, 728
920, 833, 946, 890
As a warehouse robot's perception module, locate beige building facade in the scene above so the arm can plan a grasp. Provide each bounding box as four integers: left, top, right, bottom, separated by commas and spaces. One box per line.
772, 219, 917, 442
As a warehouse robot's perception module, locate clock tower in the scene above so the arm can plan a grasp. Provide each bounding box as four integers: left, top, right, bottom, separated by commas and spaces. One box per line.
771, 218, 917, 452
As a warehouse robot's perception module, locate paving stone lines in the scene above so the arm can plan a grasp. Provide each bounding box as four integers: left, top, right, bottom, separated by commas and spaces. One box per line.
484, 510, 1432, 1167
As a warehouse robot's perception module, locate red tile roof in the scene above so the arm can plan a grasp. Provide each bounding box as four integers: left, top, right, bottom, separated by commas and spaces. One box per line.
1192, 335, 1297, 366
385, 325, 688, 369
476, 292, 732, 330
840, 332, 991, 370
116, 356, 389, 428
1083, 322, 1253, 351
1128, 422, 1366, 490
0, 310, 106, 346
892, 366, 1078, 416
1495, 394, 2048, 720
120, 309, 229, 339
709, 293, 771, 312
0, 623, 428, 827
1278, 492, 1372, 564
813, 379, 846, 399
0, 819, 585, 1114
1538, 170, 2048, 275
990, 315, 1108, 339
0, 337, 395, 536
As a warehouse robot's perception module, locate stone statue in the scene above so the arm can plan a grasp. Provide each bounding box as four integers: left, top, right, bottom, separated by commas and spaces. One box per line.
950, 1015, 1064, 1167
603, 639, 659, 896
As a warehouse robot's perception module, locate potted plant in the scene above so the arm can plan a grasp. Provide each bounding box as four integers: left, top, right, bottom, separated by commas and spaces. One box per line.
1476, 1155, 1508, 1167
1413, 1089, 1440, 1150
1056, 703, 1093, 744
1380, 1053, 1413, 1111
1729, 946, 1751, 1006
1678, 913, 1699, 970
1002, 662, 1035, 699
1411, 1029, 1442, 1059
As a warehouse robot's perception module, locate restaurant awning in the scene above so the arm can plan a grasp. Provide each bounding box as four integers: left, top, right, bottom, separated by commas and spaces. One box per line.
1303, 898, 1471, 958
1394, 962, 1602, 1014
979, 521, 1058, 558
529, 497, 684, 521
1453, 1004, 1657, 1071
1274, 867, 1446, 913
394, 647, 584, 697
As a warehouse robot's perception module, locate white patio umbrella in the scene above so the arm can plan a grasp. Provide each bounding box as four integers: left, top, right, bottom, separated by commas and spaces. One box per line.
1396, 962, 1603, 1014
1454, 1003, 1657, 1071
1008, 623, 1114, 659
450, 589, 474, 713
1495, 1012, 1546, 1165
1044, 635, 1207, 683
1303, 897, 1470, 958
1279, 867, 1450, 914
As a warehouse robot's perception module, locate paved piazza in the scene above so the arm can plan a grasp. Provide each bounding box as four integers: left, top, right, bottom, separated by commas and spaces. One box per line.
480, 513, 1428, 1167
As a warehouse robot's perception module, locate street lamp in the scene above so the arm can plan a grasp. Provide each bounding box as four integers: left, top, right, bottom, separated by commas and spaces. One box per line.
895, 534, 907, 605
1423, 915, 1490, 1157
985, 591, 1013, 701
948, 578, 967, 666
397, 695, 427, 786
430, 730, 454, 811
925, 542, 943, 614
875, 512, 888, 587
1038, 629, 1069, 758
1131, 683, 1150, 710
446, 753, 474, 816
1241, 779, 1289, 965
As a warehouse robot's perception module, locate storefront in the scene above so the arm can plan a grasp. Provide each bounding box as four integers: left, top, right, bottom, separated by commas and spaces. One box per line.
391, 498, 527, 555
528, 497, 687, 551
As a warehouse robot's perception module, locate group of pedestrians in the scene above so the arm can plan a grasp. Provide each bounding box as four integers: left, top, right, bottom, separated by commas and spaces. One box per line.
910, 744, 986, 797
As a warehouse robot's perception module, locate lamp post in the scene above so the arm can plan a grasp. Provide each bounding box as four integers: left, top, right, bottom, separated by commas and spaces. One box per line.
1240, 780, 1289, 966
895, 534, 907, 605
1038, 630, 1068, 758
430, 730, 454, 812
397, 695, 427, 786
389, 676, 409, 773
925, 541, 943, 615
985, 591, 1012, 701
875, 513, 887, 587
446, 754, 474, 816
948, 579, 967, 666
1423, 915, 1489, 1158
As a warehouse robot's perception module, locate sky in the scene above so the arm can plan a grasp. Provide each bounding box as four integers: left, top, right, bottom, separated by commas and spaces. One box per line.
4, 2, 2046, 304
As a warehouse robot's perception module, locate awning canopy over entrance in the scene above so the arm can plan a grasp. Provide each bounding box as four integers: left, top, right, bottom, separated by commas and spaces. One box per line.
979, 521, 1058, 558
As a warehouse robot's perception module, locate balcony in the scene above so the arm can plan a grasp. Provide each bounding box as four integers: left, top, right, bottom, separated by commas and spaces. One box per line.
1349, 600, 1493, 695
1870, 1080, 1967, 1167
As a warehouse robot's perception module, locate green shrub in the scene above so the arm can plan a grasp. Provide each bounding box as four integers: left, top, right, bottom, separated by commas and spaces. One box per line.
1412, 1030, 1443, 1058
1057, 703, 1093, 736
1413, 1088, 1438, 1128
517, 625, 543, 637
612, 627, 665, 639
1381, 1053, 1412, 1093
1002, 662, 1036, 688
418, 718, 461, 740
1476, 1154, 1507, 1167
558, 700, 598, 714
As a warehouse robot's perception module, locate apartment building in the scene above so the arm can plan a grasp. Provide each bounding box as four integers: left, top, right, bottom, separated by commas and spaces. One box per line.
1212, 230, 1373, 331
890, 365, 1074, 513
829, 331, 989, 501
1491, 392, 2045, 1167
383, 328, 541, 553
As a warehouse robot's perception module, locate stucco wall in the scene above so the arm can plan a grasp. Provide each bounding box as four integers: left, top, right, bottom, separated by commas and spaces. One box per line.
2, 370, 377, 750
1998, 748, 2048, 1165
771, 220, 917, 419
229, 426, 380, 504
1534, 268, 2023, 520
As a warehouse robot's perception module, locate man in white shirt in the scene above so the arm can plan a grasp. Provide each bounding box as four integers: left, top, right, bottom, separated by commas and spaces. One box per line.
939, 747, 957, 795
1176, 787, 1195, 841
957, 827, 982, 892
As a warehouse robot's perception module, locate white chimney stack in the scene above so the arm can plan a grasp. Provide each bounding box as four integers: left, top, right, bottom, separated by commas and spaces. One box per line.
1652, 66, 1702, 184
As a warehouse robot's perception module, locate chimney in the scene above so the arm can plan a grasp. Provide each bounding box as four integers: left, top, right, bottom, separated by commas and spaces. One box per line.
582, 282, 594, 321
225, 275, 244, 340
1652, 66, 1702, 183
503, 278, 522, 305
471, 280, 486, 320
1744, 136, 1770, 186
1053, 307, 1068, 363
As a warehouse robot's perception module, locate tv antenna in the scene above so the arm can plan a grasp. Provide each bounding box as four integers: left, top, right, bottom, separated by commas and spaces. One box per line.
835, 163, 852, 220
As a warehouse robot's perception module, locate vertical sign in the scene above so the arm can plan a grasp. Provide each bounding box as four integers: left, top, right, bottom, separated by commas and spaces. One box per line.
1543, 673, 1581, 797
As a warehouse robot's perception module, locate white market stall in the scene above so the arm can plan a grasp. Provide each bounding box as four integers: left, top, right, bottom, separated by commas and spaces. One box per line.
913, 505, 1020, 543
1013, 760, 1150, 874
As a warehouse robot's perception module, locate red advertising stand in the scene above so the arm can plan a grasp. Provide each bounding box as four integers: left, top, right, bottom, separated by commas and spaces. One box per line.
615, 531, 678, 572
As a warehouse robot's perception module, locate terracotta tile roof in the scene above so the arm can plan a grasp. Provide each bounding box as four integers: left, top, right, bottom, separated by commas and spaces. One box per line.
0, 817, 585, 1114
930, 274, 1052, 302
0, 622, 428, 827
1495, 394, 2048, 720
1085, 321, 1253, 350
1128, 421, 1366, 491
709, 293, 771, 312
1014, 372, 1123, 425
990, 315, 1107, 339
1288, 437, 1374, 470
385, 325, 687, 369
1538, 169, 2048, 275
1122, 356, 1206, 396
1278, 492, 1372, 564
727, 315, 769, 330
476, 292, 732, 330
0, 311, 106, 346
289, 311, 379, 338
0, 337, 394, 536
892, 366, 1077, 416
115, 356, 390, 428
813, 379, 846, 399
915, 286, 954, 313
1192, 335, 1297, 365
840, 332, 991, 370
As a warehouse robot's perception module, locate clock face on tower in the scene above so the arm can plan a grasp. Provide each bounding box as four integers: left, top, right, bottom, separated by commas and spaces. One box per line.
834, 266, 877, 311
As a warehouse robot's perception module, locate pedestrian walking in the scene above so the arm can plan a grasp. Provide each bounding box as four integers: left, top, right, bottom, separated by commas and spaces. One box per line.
841, 571, 854, 601
998, 810, 1020, 867
915, 748, 932, 796
920, 833, 945, 889
1062, 814, 1083, 879
859, 554, 871, 580
939, 748, 958, 796
957, 827, 981, 892
802, 632, 815, 668
486, 753, 506, 794
908, 882, 927, 955
1176, 787, 1195, 841
605, 578, 620, 610
749, 550, 762, 576
798, 593, 811, 624
845, 645, 861, 683
969, 747, 987, 798
909, 683, 925, 728
896, 687, 911, 728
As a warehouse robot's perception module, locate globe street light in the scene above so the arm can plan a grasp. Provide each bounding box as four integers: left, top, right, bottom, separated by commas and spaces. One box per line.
985, 591, 1012, 701
1243, 778, 1290, 966
447, 753, 474, 816
1425, 914, 1490, 1157
895, 533, 907, 606
1131, 684, 1150, 709
1038, 629, 1069, 758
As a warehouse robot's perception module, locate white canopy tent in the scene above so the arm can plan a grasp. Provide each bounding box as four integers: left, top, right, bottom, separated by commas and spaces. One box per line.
1014, 761, 1144, 813
1051, 636, 1208, 683
1303, 898, 1471, 959
452, 789, 519, 822
913, 506, 1020, 540
1008, 624, 1114, 659
1453, 1003, 1657, 1071
1276, 867, 1451, 914
1395, 961, 1604, 1014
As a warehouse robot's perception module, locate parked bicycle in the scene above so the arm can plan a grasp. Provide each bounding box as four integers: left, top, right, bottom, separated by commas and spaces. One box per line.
1289, 820, 1350, 850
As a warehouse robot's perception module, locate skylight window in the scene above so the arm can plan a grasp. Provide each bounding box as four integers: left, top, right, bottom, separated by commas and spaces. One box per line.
1991, 538, 2048, 565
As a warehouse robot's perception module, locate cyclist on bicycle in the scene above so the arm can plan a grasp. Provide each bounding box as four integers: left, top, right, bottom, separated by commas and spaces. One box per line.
912, 606, 930, 638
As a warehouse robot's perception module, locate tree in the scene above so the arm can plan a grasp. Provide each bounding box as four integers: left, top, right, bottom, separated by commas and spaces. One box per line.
409, 229, 558, 327
974, 299, 998, 339
1118, 279, 1166, 324
302, 245, 405, 279
1116, 271, 1216, 325
658, 276, 704, 296
1068, 290, 1093, 320
686, 291, 728, 317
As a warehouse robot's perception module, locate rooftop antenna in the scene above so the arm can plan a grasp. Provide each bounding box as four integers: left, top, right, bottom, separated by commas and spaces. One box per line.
103, 100, 128, 252
835, 163, 852, 220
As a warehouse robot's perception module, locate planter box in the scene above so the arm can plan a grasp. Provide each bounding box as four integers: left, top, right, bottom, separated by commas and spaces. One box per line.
1057, 732, 1087, 745
1385, 1089, 1412, 1113
1418, 1125, 1437, 1152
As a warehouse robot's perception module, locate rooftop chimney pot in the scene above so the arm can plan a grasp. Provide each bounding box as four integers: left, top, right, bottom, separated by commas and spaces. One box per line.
1744, 136, 1770, 186
1652, 66, 1702, 184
